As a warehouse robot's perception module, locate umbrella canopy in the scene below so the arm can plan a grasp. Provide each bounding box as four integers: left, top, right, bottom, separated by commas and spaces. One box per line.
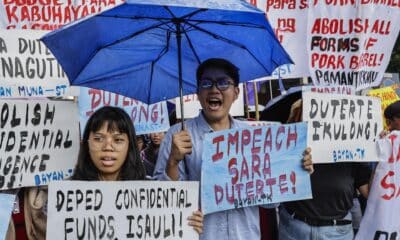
42, 0, 292, 106
261, 86, 303, 123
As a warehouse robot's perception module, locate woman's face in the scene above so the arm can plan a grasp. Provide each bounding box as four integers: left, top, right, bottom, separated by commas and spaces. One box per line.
88, 122, 129, 181
150, 132, 165, 146
136, 137, 144, 151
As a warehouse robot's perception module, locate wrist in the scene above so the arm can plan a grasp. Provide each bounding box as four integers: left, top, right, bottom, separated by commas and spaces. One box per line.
167, 156, 180, 167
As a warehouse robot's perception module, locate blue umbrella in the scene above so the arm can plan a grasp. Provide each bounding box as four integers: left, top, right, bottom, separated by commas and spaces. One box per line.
42, 0, 292, 121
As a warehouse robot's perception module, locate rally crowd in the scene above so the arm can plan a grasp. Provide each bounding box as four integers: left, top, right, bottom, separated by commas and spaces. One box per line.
3, 58, 397, 240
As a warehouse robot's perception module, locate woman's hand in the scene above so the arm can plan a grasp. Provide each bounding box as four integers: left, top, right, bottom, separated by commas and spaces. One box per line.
187, 210, 204, 234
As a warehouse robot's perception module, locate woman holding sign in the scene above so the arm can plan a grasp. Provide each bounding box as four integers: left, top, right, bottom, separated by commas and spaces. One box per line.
71, 106, 204, 233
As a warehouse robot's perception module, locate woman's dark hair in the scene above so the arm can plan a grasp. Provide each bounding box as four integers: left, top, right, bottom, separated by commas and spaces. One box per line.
71, 106, 146, 180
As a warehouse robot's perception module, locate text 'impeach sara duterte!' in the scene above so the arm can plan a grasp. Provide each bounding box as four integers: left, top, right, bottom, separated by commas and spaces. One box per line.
204, 123, 310, 211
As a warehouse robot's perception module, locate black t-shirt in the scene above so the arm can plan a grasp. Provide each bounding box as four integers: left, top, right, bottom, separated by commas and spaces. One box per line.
284, 163, 371, 220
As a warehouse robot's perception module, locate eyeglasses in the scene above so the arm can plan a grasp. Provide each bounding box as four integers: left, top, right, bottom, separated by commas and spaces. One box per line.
88, 134, 128, 151
199, 78, 235, 91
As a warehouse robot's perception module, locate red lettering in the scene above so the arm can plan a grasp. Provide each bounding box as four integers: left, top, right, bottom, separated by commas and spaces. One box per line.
287, 125, 298, 148
212, 135, 224, 162
241, 129, 251, 153
263, 153, 271, 178
252, 128, 262, 153
240, 156, 249, 182
255, 179, 264, 196
264, 128, 272, 152
228, 158, 239, 185
311, 53, 345, 69
380, 171, 396, 200
388, 134, 399, 163
275, 126, 285, 151
251, 154, 261, 179
139, 105, 148, 122
227, 131, 239, 156
150, 104, 158, 123
214, 185, 223, 205
279, 174, 288, 194
246, 181, 254, 199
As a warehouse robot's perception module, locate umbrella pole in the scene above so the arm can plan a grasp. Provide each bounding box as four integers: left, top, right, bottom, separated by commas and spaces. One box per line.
175, 20, 191, 177
175, 20, 185, 131
253, 81, 259, 120
243, 83, 250, 119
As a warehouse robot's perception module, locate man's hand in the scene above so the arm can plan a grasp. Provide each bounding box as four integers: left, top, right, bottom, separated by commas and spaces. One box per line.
166, 130, 192, 180
169, 130, 193, 164
302, 147, 314, 174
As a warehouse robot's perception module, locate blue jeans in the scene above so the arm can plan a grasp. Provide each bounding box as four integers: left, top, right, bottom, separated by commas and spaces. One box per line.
279, 207, 353, 240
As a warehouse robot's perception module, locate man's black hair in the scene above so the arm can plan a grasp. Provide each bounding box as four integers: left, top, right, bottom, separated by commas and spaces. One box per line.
384, 100, 400, 120
196, 58, 240, 87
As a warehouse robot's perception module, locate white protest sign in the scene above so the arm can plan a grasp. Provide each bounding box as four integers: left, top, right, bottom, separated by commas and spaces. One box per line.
355, 131, 400, 240
175, 84, 244, 119
302, 92, 383, 163
304, 85, 355, 95
250, 0, 309, 80
0, 0, 123, 30
307, 0, 400, 90
0, 30, 78, 97
47, 181, 199, 240
0, 100, 80, 190
0, 193, 15, 240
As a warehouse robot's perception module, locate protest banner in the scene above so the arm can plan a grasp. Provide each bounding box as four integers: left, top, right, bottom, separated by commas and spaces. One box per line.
303, 92, 383, 163
0, 193, 15, 240
47, 180, 199, 240
368, 86, 399, 129
355, 131, 400, 240
79, 87, 170, 135
249, 0, 309, 80
201, 122, 312, 214
307, 0, 400, 91
0, 0, 122, 30
175, 84, 244, 119
305, 85, 355, 95
243, 121, 279, 127
0, 99, 80, 190
0, 29, 78, 97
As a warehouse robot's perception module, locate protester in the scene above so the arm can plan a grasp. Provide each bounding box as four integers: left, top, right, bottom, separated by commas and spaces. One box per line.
141, 132, 165, 177
384, 100, 400, 131
135, 135, 146, 152
5, 187, 48, 240
153, 58, 313, 240
7, 106, 203, 240
71, 106, 203, 231
279, 99, 371, 240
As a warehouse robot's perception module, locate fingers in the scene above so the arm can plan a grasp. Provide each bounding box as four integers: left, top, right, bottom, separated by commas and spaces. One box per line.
187, 210, 204, 234
302, 147, 314, 174
303, 147, 311, 156
379, 130, 390, 139
170, 130, 193, 163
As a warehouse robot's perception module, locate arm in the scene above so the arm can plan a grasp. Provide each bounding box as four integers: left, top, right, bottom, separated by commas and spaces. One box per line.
358, 183, 369, 198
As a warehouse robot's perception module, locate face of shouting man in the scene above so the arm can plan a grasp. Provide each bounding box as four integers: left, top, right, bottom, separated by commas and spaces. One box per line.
197, 67, 239, 127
